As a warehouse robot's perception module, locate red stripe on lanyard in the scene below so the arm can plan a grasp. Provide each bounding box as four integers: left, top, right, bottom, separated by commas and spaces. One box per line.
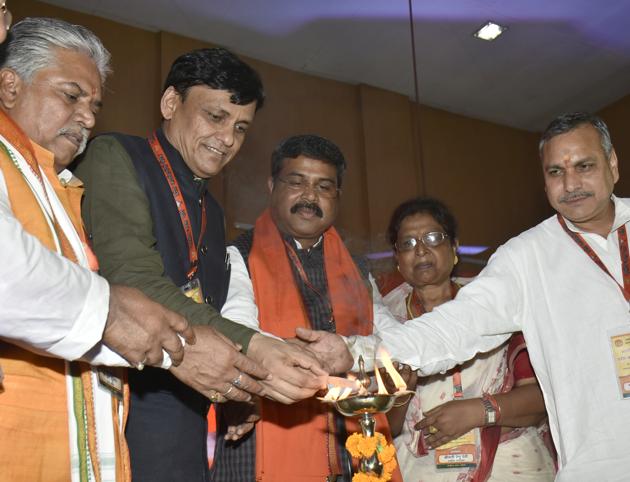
148, 131, 206, 280
284, 240, 334, 324
557, 214, 630, 301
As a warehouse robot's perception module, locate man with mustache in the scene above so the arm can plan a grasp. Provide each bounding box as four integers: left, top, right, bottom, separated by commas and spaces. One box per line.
298, 113, 630, 482
75, 50, 325, 482
210, 134, 402, 482
0, 17, 198, 482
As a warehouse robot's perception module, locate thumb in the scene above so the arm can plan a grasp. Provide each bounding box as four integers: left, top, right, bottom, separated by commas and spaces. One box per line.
295, 327, 319, 342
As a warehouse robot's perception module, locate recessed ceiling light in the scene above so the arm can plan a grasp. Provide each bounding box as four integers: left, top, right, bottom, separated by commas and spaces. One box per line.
473, 21, 507, 41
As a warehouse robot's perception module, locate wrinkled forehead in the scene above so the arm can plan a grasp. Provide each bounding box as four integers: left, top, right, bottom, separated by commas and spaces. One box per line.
278, 155, 337, 179
542, 125, 606, 164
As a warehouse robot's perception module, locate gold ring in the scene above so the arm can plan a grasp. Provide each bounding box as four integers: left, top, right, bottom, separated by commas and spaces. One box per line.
428, 425, 438, 434
222, 385, 234, 397
208, 390, 222, 403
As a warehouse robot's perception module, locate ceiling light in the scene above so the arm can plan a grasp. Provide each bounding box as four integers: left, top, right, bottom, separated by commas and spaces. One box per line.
473, 21, 507, 41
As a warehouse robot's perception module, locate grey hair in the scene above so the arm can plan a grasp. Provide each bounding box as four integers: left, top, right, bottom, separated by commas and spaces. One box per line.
538, 112, 613, 160
1, 17, 111, 84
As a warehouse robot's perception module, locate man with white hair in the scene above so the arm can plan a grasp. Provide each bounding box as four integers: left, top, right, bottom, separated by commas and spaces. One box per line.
0, 17, 203, 482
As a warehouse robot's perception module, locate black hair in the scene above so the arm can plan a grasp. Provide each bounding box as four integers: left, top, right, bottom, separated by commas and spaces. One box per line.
271, 134, 347, 188
539, 112, 612, 159
163, 47, 264, 110
387, 197, 458, 248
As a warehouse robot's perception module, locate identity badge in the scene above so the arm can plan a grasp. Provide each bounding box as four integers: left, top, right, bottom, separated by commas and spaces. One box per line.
434, 428, 479, 469
181, 277, 203, 304
97, 368, 124, 398
608, 326, 630, 399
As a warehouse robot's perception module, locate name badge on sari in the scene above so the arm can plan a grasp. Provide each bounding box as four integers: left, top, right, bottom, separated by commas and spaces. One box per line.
434, 428, 480, 469
608, 326, 630, 399
181, 277, 203, 304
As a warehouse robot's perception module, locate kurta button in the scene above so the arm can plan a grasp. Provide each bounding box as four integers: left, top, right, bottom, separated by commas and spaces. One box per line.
205, 296, 214, 305
200, 245, 208, 255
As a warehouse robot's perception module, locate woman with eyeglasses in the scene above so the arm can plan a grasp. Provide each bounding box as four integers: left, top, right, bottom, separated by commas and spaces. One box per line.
381, 197, 555, 481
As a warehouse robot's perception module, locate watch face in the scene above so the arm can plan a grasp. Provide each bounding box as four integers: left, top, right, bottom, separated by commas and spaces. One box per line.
487, 411, 496, 424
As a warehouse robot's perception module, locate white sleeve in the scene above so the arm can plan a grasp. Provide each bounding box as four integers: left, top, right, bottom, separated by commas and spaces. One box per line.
358, 250, 522, 375
221, 245, 261, 331
0, 169, 110, 360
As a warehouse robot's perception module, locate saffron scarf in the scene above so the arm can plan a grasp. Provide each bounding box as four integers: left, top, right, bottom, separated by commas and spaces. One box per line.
0, 109, 130, 482
249, 209, 402, 481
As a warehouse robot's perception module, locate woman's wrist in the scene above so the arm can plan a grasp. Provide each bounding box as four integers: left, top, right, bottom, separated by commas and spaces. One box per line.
481, 393, 502, 426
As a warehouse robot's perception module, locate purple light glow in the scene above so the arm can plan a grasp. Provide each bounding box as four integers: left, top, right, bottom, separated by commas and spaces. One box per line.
365, 245, 488, 260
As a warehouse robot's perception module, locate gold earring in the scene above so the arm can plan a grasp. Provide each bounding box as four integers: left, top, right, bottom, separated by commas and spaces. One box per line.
453, 255, 459, 265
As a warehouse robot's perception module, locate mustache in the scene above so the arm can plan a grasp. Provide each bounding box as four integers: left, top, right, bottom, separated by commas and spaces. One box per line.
58, 126, 90, 157
290, 201, 323, 218
559, 191, 593, 203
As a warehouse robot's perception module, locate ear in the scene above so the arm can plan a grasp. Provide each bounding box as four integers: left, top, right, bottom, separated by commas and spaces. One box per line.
267, 176, 275, 195
609, 148, 620, 184
160, 86, 180, 120
0, 68, 23, 110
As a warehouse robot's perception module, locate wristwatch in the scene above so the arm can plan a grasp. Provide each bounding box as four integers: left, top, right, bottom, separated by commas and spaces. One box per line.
481, 395, 498, 425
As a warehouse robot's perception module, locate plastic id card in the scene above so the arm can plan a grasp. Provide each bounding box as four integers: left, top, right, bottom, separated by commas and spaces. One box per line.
609, 326, 630, 399
181, 277, 203, 304
435, 428, 480, 469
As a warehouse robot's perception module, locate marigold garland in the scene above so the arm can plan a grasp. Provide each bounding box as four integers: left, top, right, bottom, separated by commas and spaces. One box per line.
345, 431, 398, 482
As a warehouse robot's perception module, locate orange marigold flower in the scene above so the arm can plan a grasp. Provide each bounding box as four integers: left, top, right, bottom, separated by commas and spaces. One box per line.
346, 433, 363, 458
352, 473, 374, 482
377, 443, 396, 464
384, 458, 398, 474
357, 436, 378, 457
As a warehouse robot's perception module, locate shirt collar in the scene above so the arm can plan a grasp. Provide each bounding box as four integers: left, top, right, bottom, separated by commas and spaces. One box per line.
290, 235, 324, 251
155, 127, 206, 193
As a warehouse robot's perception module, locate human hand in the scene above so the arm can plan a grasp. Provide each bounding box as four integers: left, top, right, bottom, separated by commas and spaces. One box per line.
222, 398, 261, 441
170, 326, 269, 402
415, 399, 485, 448
294, 327, 353, 374
103, 285, 196, 368
379, 363, 418, 393
247, 333, 327, 404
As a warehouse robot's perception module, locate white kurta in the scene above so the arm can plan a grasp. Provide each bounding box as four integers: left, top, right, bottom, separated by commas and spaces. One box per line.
349, 196, 630, 482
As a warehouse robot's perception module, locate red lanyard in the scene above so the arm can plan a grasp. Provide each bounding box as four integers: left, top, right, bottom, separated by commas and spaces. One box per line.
148, 131, 207, 280
557, 214, 630, 301
284, 240, 334, 324
405, 282, 463, 397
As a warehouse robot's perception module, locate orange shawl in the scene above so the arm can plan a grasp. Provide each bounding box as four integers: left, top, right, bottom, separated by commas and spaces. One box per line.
249, 209, 402, 481
0, 110, 130, 482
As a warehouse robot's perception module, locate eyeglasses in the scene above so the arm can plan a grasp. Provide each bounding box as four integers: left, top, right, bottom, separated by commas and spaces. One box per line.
395, 232, 449, 252
276, 176, 339, 199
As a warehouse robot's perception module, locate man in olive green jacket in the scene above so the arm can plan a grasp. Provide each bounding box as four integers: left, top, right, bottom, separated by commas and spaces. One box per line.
77, 48, 324, 482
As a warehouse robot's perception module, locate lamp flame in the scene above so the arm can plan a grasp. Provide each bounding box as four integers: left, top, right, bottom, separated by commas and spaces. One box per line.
377, 346, 407, 393
321, 348, 408, 401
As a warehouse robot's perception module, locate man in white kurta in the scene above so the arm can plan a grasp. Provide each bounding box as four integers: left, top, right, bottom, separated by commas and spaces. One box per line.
299, 113, 630, 481
0, 17, 194, 482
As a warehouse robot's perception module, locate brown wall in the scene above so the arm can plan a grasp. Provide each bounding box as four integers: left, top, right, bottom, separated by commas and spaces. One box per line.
598, 95, 630, 198
13, 0, 561, 256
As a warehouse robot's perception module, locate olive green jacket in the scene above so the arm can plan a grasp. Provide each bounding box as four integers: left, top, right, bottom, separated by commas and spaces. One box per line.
76, 135, 256, 351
